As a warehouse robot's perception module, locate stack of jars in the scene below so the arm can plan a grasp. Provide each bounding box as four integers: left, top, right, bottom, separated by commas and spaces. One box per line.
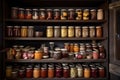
6, 63, 105, 78
11, 7, 104, 20
46, 26, 103, 38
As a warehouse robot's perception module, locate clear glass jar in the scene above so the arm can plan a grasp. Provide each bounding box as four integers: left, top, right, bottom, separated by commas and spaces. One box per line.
74, 43, 80, 52
61, 9, 67, 20
53, 51, 62, 60
19, 69, 25, 78
70, 67, 77, 78
96, 26, 102, 37
34, 50, 43, 60
21, 26, 28, 37
47, 9, 52, 20
6, 66, 12, 77
15, 49, 21, 59
89, 26, 95, 37
48, 67, 54, 78
28, 26, 34, 37
76, 9, 82, 20
47, 26, 53, 38
14, 26, 20, 37
83, 9, 89, 20
63, 66, 69, 78
25, 9, 32, 19
97, 9, 103, 20
54, 26, 60, 37
28, 50, 34, 59
68, 26, 74, 37
54, 9, 60, 20
39, 9, 46, 20
26, 67, 33, 78
32, 9, 38, 20
91, 67, 98, 78
75, 26, 81, 37
99, 45, 105, 59
68, 9, 75, 20
12, 71, 18, 78
41, 67, 47, 78
33, 67, 40, 78
98, 66, 105, 77
18, 8, 25, 19
61, 26, 67, 38
6, 26, 13, 37
56, 67, 62, 78
70, 43, 74, 52
61, 48, 68, 58
77, 66, 83, 77
11, 7, 18, 19
90, 9, 97, 20
22, 49, 29, 59
64, 43, 70, 52
82, 26, 88, 37
84, 67, 90, 78
93, 50, 99, 59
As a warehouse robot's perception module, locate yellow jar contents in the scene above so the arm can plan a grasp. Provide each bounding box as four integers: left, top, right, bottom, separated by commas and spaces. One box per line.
34, 50, 43, 60
68, 26, 74, 37
47, 26, 53, 38
33, 68, 40, 78
83, 9, 89, 20
70, 67, 77, 78
6, 66, 12, 77
21, 26, 28, 37
84, 67, 90, 78
61, 26, 67, 38
82, 26, 88, 37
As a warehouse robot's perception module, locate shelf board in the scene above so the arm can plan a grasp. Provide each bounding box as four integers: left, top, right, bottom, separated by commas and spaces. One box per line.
4, 37, 107, 41
6, 58, 106, 63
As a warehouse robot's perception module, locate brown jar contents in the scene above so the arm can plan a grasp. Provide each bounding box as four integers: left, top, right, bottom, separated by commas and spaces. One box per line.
75, 26, 81, 37
70, 43, 74, 52
76, 9, 82, 20
26, 68, 33, 78
99, 45, 105, 59
61, 9, 67, 20
96, 26, 102, 37
21, 26, 28, 37
84, 67, 90, 78
68, 9, 75, 20
25, 9, 32, 19
63, 66, 70, 78
11, 7, 18, 19
14, 26, 20, 37
64, 43, 70, 52
54, 9, 60, 20
18, 8, 25, 19
99, 67, 105, 77
90, 9, 97, 20
48, 67, 54, 78
41, 67, 47, 78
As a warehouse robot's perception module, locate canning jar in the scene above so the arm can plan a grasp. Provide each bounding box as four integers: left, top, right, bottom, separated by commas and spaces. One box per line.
26, 68, 33, 78
91, 67, 98, 78
80, 43, 85, 51
41, 67, 47, 78
56, 67, 62, 78
89, 26, 95, 37
84, 67, 90, 78
28, 50, 34, 59
47, 26, 53, 38
70, 43, 74, 52
70, 67, 77, 78
82, 26, 88, 37
6, 66, 12, 77
54, 26, 60, 37
96, 26, 102, 37
39, 9, 46, 20
98, 67, 105, 77
25, 9, 32, 19
64, 43, 70, 52
75, 26, 81, 37
13, 26, 20, 37
97, 9, 103, 20
22, 49, 29, 59
32, 9, 38, 20
11, 7, 18, 19
61, 48, 68, 58
77, 66, 83, 77
86, 45, 93, 59
53, 51, 62, 60
74, 43, 80, 52
76, 9, 82, 20
47, 9, 52, 20
6, 26, 13, 37
63, 66, 69, 78
21, 26, 28, 37
48, 67, 54, 78
28, 26, 34, 37
68, 9, 75, 20
93, 50, 99, 59
54, 9, 60, 20
15, 49, 21, 59
12, 71, 18, 78
34, 50, 43, 60
33, 67, 40, 78
83, 9, 89, 20
90, 9, 97, 20
19, 69, 25, 78
18, 8, 25, 19
99, 45, 105, 59
61, 9, 67, 20
61, 26, 67, 37
68, 26, 74, 37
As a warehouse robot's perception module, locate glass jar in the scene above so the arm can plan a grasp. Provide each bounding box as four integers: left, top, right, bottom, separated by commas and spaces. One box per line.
48, 67, 54, 78
61, 26, 67, 38
32, 9, 38, 20
68, 26, 74, 37
41, 67, 47, 78
75, 26, 81, 37
11, 7, 18, 19
99, 45, 105, 59
25, 9, 32, 19
91, 67, 98, 78
6, 26, 13, 37
56, 67, 62, 78
63, 66, 69, 78
47, 26, 53, 38
61, 48, 68, 58
97, 9, 103, 20
90, 9, 97, 20
53, 51, 62, 60
19, 69, 25, 78
96, 26, 102, 37
21, 26, 28, 37
74, 43, 80, 52
13, 26, 20, 37
54, 9, 60, 20
84, 67, 90, 78
22, 49, 29, 59
6, 66, 12, 77
86, 45, 93, 59
12, 71, 18, 78
70, 43, 74, 52
18, 8, 25, 19
89, 26, 95, 37
77, 66, 83, 77
34, 50, 43, 60
83, 9, 89, 20
43, 47, 49, 58
47, 9, 52, 20
15, 49, 21, 59
82, 26, 88, 37
64, 43, 70, 52
61, 9, 67, 20
28, 51, 34, 59
28, 26, 34, 37
98, 67, 105, 77
39, 9, 46, 20
68, 9, 75, 20
26, 68, 33, 78
70, 67, 77, 78
33, 67, 40, 78
54, 26, 60, 37
93, 50, 99, 59
76, 9, 82, 20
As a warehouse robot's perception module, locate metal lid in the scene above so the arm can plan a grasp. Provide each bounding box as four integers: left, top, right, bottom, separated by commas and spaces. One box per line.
82, 26, 88, 28
75, 26, 81, 28
61, 48, 67, 51
98, 9, 103, 11
33, 9, 38, 11
12, 7, 18, 9
96, 26, 102, 28
28, 26, 34, 28
90, 9, 96, 11
89, 26, 95, 28
61, 26, 67, 28
76, 9, 82, 11
54, 9, 60, 11
25, 8, 31, 10
14, 26, 20, 28
47, 9, 52, 11
54, 26, 60, 28
7, 26, 13, 28
40, 9, 45, 11
22, 26, 27, 28
61, 9, 67, 11
47, 26, 53, 28
19, 8, 24, 10
68, 26, 74, 28
68, 9, 74, 11
84, 9, 89, 11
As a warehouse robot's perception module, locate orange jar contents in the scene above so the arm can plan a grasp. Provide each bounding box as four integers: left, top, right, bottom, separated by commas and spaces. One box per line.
6, 66, 12, 77
96, 26, 102, 37
34, 50, 43, 60
33, 67, 40, 78
21, 26, 28, 37
25, 9, 32, 19
74, 43, 80, 52
18, 8, 25, 19
48, 67, 54, 78
70, 43, 74, 52
84, 67, 90, 78
41, 67, 47, 78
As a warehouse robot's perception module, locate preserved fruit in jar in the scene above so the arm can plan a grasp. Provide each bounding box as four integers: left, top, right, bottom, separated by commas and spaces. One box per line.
68, 9, 75, 20
70, 67, 77, 78
61, 9, 67, 20
97, 9, 103, 20
74, 43, 80, 52
48, 67, 54, 78
54, 9, 60, 20
26, 68, 32, 78
90, 9, 97, 20
47, 26, 53, 38
61, 26, 67, 38
25, 9, 32, 19
83, 9, 89, 20
75, 26, 81, 37
18, 8, 25, 19
84, 67, 90, 78
76, 9, 82, 20
39, 9, 46, 20
6, 26, 13, 37
68, 26, 74, 37
34, 50, 43, 60
96, 26, 102, 37
63, 66, 69, 78
33, 67, 40, 78
6, 66, 12, 77
32, 9, 38, 20
89, 26, 95, 37
28, 26, 34, 37
47, 9, 52, 20
82, 26, 88, 37
21, 26, 28, 37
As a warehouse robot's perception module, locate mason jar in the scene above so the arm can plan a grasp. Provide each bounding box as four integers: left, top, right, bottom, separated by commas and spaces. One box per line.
83, 9, 89, 20
47, 26, 53, 38
68, 26, 74, 37
61, 9, 67, 20
68, 9, 75, 20
11, 7, 18, 19
47, 9, 52, 20
89, 26, 95, 37
21, 26, 28, 37
97, 9, 104, 20
54, 26, 60, 37
75, 26, 81, 37
76, 9, 82, 20
54, 9, 60, 20
96, 26, 102, 37
32, 9, 39, 20
28, 26, 34, 37
39, 9, 46, 20
82, 26, 88, 37
90, 9, 97, 20
61, 26, 67, 38
25, 9, 32, 19
18, 8, 25, 19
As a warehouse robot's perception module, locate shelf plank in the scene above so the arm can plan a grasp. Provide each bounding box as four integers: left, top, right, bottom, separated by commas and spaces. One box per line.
4, 37, 107, 41
6, 58, 106, 63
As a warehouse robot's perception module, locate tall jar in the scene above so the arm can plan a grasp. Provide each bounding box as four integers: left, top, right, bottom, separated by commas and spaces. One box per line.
83, 9, 89, 20
47, 26, 53, 38
47, 9, 52, 20
75, 26, 81, 37
54, 26, 60, 37
48, 66, 54, 78
56, 67, 62, 78
25, 9, 32, 19
34, 50, 43, 60
32, 9, 38, 20
6, 26, 13, 37
6, 66, 12, 77
70, 67, 77, 78
18, 8, 25, 19
84, 67, 90, 78
13, 26, 20, 37
64, 43, 70, 52
68, 9, 75, 20
74, 43, 80, 53
89, 26, 95, 37
41, 67, 47, 78
11, 7, 18, 19
97, 9, 104, 20
26, 67, 33, 78
33, 67, 40, 78
82, 26, 88, 37
90, 9, 97, 20
54, 9, 60, 20
39, 9, 46, 20
76, 9, 82, 20
68, 26, 74, 37
61, 9, 67, 20
61, 26, 67, 38
98, 66, 105, 77
91, 67, 98, 78
28, 26, 34, 37
63, 66, 69, 78
21, 26, 28, 37
96, 26, 102, 37
77, 66, 83, 77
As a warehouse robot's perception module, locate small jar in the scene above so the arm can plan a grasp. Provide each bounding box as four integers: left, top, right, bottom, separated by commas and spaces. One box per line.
11, 7, 18, 19
61, 26, 67, 38
63, 66, 69, 78
99, 45, 105, 59
6, 26, 13, 37
84, 67, 90, 78
48, 67, 54, 78
68, 9, 75, 20
18, 8, 25, 19
39, 9, 46, 20
75, 26, 81, 37
54, 9, 60, 20
91, 67, 98, 78
77, 66, 83, 77
56, 67, 62, 78
90, 9, 97, 20
96, 26, 102, 37
83, 9, 89, 20
28, 26, 34, 37
70, 43, 74, 52
12, 71, 18, 78
82, 26, 88, 37
25, 9, 32, 19
98, 67, 105, 77
70, 67, 77, 78
64, 43, 70, 52
19, 69, 25, 78
13, 26, 20, 37
76, 9, 82, 20
97, 9, 104, 20
41, 67, 47, 78
32, 9, 38, 20
15, 49, 21, 59
93, 51, 99, 59
74, 43, 80, 52
26, 68, 33, 78
47, 26, 53, 38
6, 66, 12, 77
53, 51, 62, 60
33, 67, 40, 78
61, 9, 67, 20
21, 26, 28, 37
34, 50, 43, 60
89, 26, 95, 37
61, 48, 68, 58
47, 9, 52, 20
68, 26, 74, 37
54, 26, 60, 37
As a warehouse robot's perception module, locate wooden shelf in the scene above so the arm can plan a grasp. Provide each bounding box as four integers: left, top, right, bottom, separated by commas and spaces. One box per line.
6, 59, 106, 63
4, 37, 107, 41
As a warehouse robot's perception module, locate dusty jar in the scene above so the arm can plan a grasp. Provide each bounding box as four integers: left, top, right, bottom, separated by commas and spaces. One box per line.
54, 9, 60, 20
83, 9, 89, 20
61, 26, 67, 37
96, 26, 102, 37
97, 9, 104, 20
54, 26, 60, 37
90, 9, 97, 20
18, 8, 25, 19
21, 26, 28, 37
68, 26, 74, 37
89, 26, 95, 37
82, 26, 88, 37
25, 9, 32, 19
76, 9, 82, 20
11, 7, 18, 19
75, 26, 81, 37
47, 26, 53, 38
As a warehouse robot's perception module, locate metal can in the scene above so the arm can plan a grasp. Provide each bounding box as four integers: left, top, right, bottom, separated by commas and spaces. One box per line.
61, 26, 67, 37
54, 26, 60, 37
68, 9, 75, 20
97, 9, 103, 20
47, 26, 53, 38
96, 26, 102, 37
75, 26, 81, 37
68, 26, 74, 37
83, 9, 89, 20
82, 26, 88, 37
89, 26, 95, 37
61, 9, 67, 20
76, 9, 82, 20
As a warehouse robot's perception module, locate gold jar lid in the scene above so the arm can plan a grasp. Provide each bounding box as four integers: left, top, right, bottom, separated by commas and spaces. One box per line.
96, 26, 102, 28
68, 26, 74, 28
47, 26, 53, 28
89, 26, 95, 28
61, 26, 67, 28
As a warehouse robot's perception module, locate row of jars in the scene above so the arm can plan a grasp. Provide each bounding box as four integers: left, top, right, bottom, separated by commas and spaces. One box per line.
11, 7, 104, 20
6, 63, 105, 78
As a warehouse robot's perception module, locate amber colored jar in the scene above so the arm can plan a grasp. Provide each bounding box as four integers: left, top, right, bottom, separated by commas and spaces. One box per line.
41, 67, 47, 78
93, 51, 99, 59
33, 67, 40, 78
18, 8, 25, 19
83, 9, 89, 20
56, 67, 62, 78
11, 7, 18, 19
47, 26, 53, 38
96, 26, 102, 37
74, 43, 80, 52
68, 26, 74, 37
39, 9, 46, 20
7, 26, 13, 37
34, 50, 43, 60
54, 9, 60, 20
48, 67, 54, 78
75, 26, 81, 37
82, 26, 88, 37
26, 68, 33, 78
15, 49, 21, 59
63, 66, 69, 78
47, 9, 52, 20
14, 26, 20, 37
61, 26, 67, 38
19, 70, 25, 78
68, 9, 75, 20
84, 67, 90, 78
70, 43, 74, 52
90, 9, 97, 20
6, 66, 12, 77
25, 9, 32, 19
91, 67, 98, 78
76, 9, 82, 20
21, 26, 28, 37
98, 67, 105, 77
61, 9, 67, 20
64, 43, 70, 52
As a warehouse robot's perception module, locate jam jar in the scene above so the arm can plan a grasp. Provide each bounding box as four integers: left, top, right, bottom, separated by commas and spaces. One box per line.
61, 26, 67, 38
53, 51, 62, 60
25, 9, 32, 19
61, 9, 67, 20
83, 9, 89, 20
91, 67, 98, 78
28, 50, 34, 59
6, 26, 13, 37
89, 26, 95, 37
11, 7, 18, 19
68, 26, 74, 37
18, 8, 25, 19
26, 67, 33, 78
93, 50, 99, 59
41, 67, 47, 78
76, 9, 82, 20
74, 43, 80, 53
68, 9, 75, 20
97, 9, 104, 20
84, 67, 90, 78
13, 26, 20, 37
82, 26, 88, 37
96, 26, 102, 37
70, 43, 74, 52
54, 9, 60, 20
33, 67, 40, 78
39, 9, 46, 20
56, 66, 62, 78
54, 26, 60, 37
21, 26, 28, 37
34, 50, 43, 60
19, 69, 25, 78
90, 9, 97, 20
98, 66, 105, 77
75, 26, 81, 37
32, 9, 39, 20
61, 48, 68, 58
6, 66, 12, 77
47, 26, 53, 38
48, 66, 54, 78
63, 66, 69, 78
47, 9, 52, 20
77, 66, 83, 77
28, 26, 34, 37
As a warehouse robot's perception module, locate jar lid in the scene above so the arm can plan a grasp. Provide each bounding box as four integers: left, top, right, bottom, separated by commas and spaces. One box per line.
6, 66, 12, 68
49, 42, 54, 44
61, 48, 67, 51
14, 26, 20, 28
70, 43, 74, 45
12, 71, 17, 73
63, 66, 69, 69
96, 26, 102, 28
47, 26, 53, 28
19, 69, 24, 72
19, 45, 24, 48
54, 26, 60, 28
22, 26, 27, 28
13, 45, 18, 48
34, 67, 40, 69
68, 26, 74, 28
19, 8, 24, 10
74, 43, 79, 46
98, 66, 104, 69
40, 9, 45, 10
26, 8, 31, 10
7, 26, 13, 28
68, 9, 74, 11
54, 9, 60, 11
91, 67, 97, 69
98, 45, 103, 47
26, 67, 32, 69
16, 49, 20, 51
61, 9, 67, 11
35, 50, 40, 53
89, 26, 95, 28
64, 43, 69, 45
12, 7, 18, 9
75, 26, 81, 28
84, 9, 89, 11
33, 9, 38, 11
61, 26, 67, 28
82, 26, 88, 28
47, 9, 52, 11
98, 9, 103, 11
28, 26, 34, 28
76, 9, 82, 11
54, 51, 60, 54
90, 9, 96, 11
